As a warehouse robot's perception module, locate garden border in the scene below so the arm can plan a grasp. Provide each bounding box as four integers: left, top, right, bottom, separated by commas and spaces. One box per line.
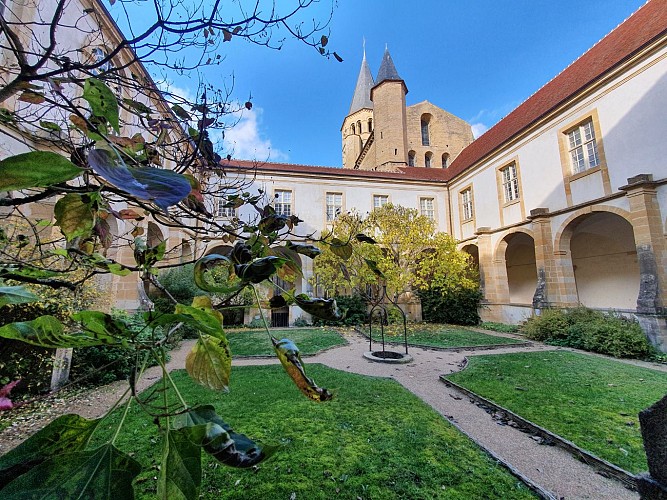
440, 361, 638, 491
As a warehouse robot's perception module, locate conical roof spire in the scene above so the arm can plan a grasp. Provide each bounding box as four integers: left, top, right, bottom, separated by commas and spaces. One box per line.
375, 46, 402, 84
348, 50, 374, 114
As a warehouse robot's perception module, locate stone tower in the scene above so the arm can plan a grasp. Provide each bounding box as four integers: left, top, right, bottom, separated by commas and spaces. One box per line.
341, 48, 473, 170
370, 47, 409, 170
341, 50, 374, 169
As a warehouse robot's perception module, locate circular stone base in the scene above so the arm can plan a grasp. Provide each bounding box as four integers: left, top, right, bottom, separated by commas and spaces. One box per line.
363, 350, 413, 364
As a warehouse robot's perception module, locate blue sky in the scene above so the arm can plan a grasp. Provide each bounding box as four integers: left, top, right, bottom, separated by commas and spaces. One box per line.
126, 1, 648, 167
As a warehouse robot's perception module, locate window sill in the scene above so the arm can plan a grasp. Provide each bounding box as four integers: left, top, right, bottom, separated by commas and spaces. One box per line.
568, 165, 602, 182
502, 199, 521, 208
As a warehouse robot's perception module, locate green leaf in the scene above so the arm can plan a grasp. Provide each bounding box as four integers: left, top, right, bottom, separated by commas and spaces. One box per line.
0, 151, 81, 191
173, 406, 274, 468
0, 286, 38, 307
0, 443, 141, 498
286, 241, 322, 259
293, 294, 343, 322
234, 256, 287, 284
267, 246, 302, 282
185, 334, 231, 391
272, 337, 333, 402
39, 120, 62, 132
71, 310, 133, 345
0, 315, 126, 348
0, 414, 101, 489
158, 427, 201, 500
171, 104, 191, 121
83, 78, 120, 132
364, 258, 386, 279
54, 193, 96, 242
329, 238, 353, 260
193, 254, 243, 294
355, 233, 377, 244
122, 98, 152, 116
0, 265, 60, 280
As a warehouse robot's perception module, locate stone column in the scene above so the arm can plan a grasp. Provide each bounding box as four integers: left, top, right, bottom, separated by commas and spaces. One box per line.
528, 208, 556, 310
619, 174, 667, 351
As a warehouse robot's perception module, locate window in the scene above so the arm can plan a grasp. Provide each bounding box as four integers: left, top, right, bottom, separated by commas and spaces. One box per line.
461, 188, 473, 221
216, 198, 236, 218
357, 120, 362, 133
420, 198, 435, 220
326, 192, 342, 221
274, 190, 292, 216
567, 119, 600, 174
425, 152, 432, 168
421, 115, 430, 146
368, 118, 373, 131
373, 195, 388, 209
351, 123, 356, 135
442, 153, 450, 168
91, 47, 114, 75
408, 150, 415, 167
501, 163, 520, 202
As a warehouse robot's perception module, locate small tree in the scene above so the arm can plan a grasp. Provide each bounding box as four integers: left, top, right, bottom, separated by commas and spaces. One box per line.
313, 204, 480, 318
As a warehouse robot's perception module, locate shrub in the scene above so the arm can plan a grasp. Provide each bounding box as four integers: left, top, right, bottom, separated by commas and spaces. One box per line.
418, 287, 482, 326
70, 310, 164, 387
313, 294, 368, 326
293, 317, 311, 327
520, 307, 654, 359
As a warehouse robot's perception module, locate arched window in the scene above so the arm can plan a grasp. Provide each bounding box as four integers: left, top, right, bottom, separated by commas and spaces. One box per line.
421, 114, 431, 146
442, 153, 450, 168
408, 150, 415, 167
351, 123, 356, 135
357, 120, 362, 133
368, 118, 373, 131
425, 152, 432, 168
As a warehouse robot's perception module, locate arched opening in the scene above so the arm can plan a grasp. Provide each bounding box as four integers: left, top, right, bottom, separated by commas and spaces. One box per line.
206, 244, 232, 257
567, 212, 638, 309
442, 153, 450, 168
351, 123, 356, 135
462, 244, 479, 270
357, 120, 362, 133
420, 114, 431, 146
408, 150, 416, 166
503, 232, 537, 304
425, 151, 433, 168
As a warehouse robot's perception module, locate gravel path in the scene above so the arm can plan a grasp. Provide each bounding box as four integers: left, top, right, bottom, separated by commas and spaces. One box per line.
2, 329, 663, 499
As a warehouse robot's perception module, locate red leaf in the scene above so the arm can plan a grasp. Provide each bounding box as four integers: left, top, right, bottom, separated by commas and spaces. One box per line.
0, 380, 21, 411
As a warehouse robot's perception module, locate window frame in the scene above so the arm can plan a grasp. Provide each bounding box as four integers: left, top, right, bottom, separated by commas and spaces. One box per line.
460, 187, 474, 222
500, 162, 520, 204
419, 197, 435, 221
420, 114, 430, 146
372, 194, 389, 210
325, 191, 343, 222
215, 198, 237, 218
274, 189, 293, 216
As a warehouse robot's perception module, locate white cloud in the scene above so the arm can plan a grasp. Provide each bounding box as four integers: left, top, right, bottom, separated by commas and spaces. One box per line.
221, 107, 288, 162
471, 123, 489, 139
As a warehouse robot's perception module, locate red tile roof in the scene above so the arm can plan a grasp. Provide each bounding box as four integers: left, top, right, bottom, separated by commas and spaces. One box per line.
447, 0, 667, 180
218, 159, 451, 183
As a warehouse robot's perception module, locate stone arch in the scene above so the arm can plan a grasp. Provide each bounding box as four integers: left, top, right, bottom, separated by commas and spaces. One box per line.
442, 153, 450, 168
146, 222, 165, 247
495, 229, 537, 304
425, 151, 433, 168
206, 244, 232, 256
555, 209, 639, 309
420, 113, 432, 146
408, 150, 416, 167
462, 243, 482, 292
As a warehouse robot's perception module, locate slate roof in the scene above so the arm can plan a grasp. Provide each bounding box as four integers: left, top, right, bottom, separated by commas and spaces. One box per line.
348, 52, 375, 114
375, 47, 403, 85
447, 0, 667, 180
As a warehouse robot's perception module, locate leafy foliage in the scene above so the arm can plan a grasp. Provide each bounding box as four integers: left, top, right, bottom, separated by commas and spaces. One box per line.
418, 287, 483, 326
521, 307, 655, 358
312, 294, 368, 326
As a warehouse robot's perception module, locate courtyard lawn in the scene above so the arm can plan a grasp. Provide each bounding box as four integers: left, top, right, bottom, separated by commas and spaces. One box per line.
92, 366, 536, 499
445, 351, 667, 473
370, 323, 524, 349
226, 328, 346, 357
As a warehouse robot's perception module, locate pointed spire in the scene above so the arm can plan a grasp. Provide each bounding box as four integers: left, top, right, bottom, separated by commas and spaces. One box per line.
376, 46, 402, 84
348, 47, 375, 114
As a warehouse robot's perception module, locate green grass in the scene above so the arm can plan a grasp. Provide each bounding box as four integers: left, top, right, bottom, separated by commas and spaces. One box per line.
226, 328, 346, 356
445, 351, 667, 473
93, 366, 536, 499
479, 322, 520, 334
370, 323, 523, 348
